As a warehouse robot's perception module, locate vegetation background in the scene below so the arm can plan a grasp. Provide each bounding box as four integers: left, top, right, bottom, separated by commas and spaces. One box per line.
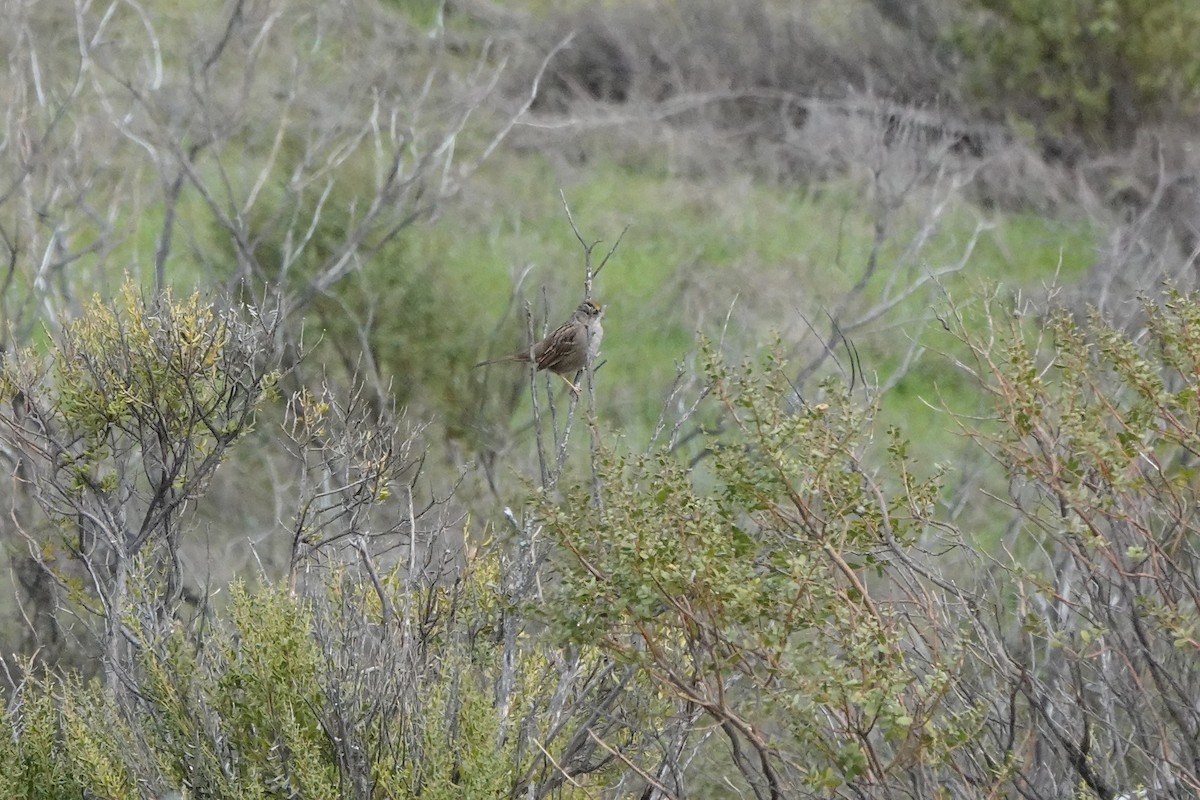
1, 0, 1198, 797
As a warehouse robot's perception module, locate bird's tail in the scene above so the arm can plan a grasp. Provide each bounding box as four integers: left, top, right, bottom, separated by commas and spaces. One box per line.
474, 354, 523, 368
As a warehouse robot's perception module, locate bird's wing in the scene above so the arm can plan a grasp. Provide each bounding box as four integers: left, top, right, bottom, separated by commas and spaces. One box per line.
534, 323, 577, 369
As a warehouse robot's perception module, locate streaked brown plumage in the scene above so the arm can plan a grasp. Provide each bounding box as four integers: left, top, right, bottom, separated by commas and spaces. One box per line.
475, 300, 604, 392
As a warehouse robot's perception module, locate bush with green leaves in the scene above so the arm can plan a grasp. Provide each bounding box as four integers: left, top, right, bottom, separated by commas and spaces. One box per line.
4, 281, 1200, 799
0, 547, 665, 800
0, 283, 279, 681
538, 298, 1200, 797
538, 342, 977, 796
940, 290, 1200, 798
0, 280, 633, 798
955, 0, 1200, 147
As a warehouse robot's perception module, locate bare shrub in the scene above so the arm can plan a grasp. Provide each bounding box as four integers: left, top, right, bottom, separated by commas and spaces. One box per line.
513, 0, 972, 187
1051, 130, 1200, 325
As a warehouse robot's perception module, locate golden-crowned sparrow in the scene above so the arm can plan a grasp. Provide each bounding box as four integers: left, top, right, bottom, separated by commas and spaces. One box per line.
475, 299, 604, 392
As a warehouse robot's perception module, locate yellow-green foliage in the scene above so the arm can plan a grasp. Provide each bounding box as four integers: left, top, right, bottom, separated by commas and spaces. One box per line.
136, 582, 339, 798
392, 668, 512, 800
365, 552, 587, 798
0, 713, 13, 799
0, 676, 81, 799
956, 0, 1200, 143
53, 283, 274, 448
0, 280, 277, 501
539, 340, 977, 791
0, 279, 281, 677
218, 584, 338, 799
0, 587, 338, 799
59, 680, 141, 799
0, 558, 615, 798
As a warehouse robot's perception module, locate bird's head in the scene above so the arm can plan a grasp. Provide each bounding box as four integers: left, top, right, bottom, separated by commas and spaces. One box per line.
577, 299, 604, 320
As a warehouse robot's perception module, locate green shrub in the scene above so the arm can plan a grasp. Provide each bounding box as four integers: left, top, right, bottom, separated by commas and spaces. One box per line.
0, 683, 80, 800
0, 557, 623, 798
0, 282, 279, 678
955, 0, 1200, 146
538, 341, 973, 794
